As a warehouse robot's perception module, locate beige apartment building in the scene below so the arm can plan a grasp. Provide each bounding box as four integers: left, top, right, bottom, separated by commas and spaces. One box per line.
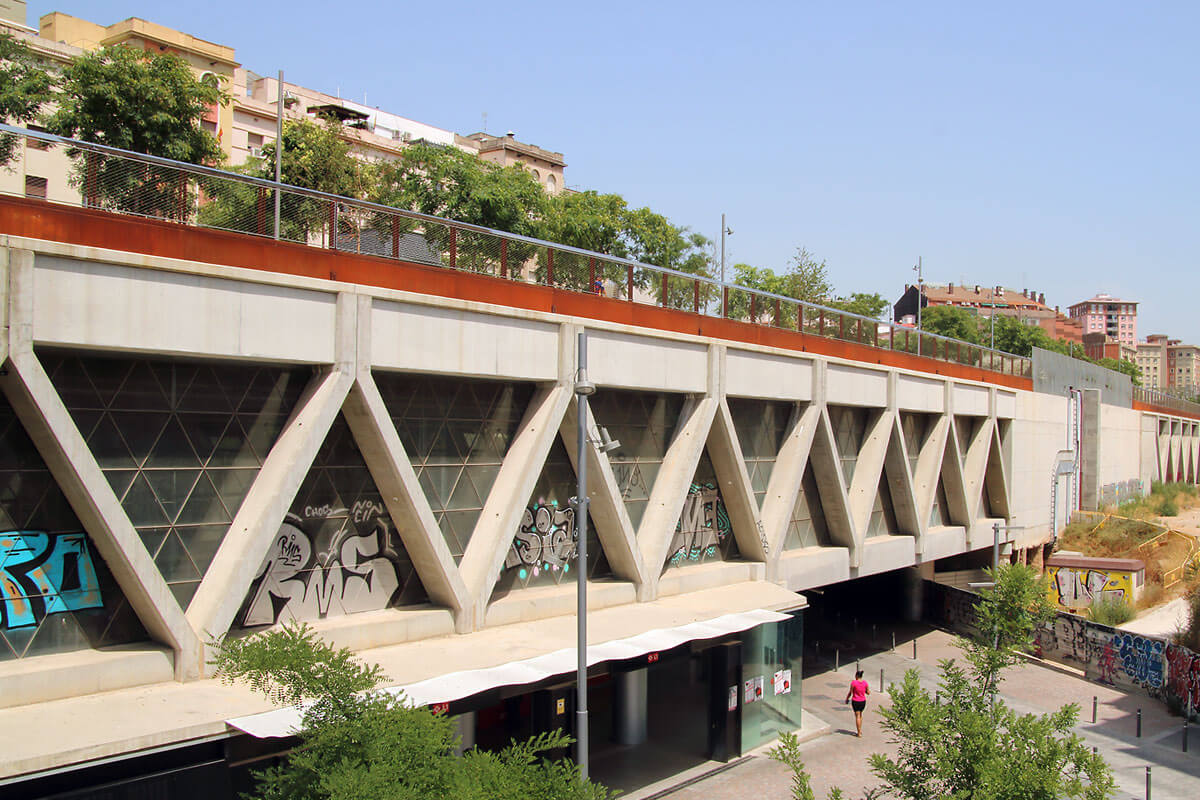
1, 6, 565, 205
1137, 334, 1200, 395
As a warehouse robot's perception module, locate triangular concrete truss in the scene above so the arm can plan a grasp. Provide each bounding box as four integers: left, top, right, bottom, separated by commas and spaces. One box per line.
0, 253, 1022, 678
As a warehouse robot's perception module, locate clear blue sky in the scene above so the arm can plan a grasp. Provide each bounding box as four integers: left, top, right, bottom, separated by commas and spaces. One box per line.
34, 2, 1200, 341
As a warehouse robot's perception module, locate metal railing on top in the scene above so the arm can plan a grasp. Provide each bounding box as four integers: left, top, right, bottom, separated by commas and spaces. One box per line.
0, 123, 1033, 379
1133, 386, 1200, 418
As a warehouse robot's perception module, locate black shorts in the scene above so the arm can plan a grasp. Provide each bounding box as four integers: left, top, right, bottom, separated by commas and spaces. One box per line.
851, 700, 866, 712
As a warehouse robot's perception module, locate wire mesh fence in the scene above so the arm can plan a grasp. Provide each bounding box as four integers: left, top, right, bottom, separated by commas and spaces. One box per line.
0, 123, 1034, 380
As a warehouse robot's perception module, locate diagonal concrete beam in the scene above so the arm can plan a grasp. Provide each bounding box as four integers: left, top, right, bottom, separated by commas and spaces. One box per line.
811, 406, 857, 562
983, 422, 1011, 519
459, 384, 572, 622
961, 416, 996, 521
941, 416, 971, 528
761, 404, 817, 557
342, 294, 472, 630
708, 398, 769, 565
3, 247, 202, 679
560, 395, 647, 593
847, 409, 895, 535
913, 416, 950, 530
188, 294, 357, 651
884, 414, 921, 538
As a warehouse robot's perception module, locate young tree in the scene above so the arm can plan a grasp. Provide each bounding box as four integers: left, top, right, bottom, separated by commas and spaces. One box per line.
0, 32, 54, 165
920, 305, 981, 344
213, 622, 613, 800
784, 246, 833, 303
201, 118, 365, 242
868, 565, 1114, 800
827, 292, 889, 320
47, 45, 226, 217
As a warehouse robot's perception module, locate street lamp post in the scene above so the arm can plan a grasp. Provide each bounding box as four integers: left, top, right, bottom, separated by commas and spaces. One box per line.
720, 214, 733, 316
573, 331, 594, 780
913, 257, 923, 356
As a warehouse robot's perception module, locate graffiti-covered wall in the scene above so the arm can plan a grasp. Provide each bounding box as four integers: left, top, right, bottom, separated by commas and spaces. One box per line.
927, 582, 1198, 719
1045, 563, 1139, 610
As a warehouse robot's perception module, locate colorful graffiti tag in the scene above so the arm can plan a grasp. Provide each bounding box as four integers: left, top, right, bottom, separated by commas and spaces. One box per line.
504, 501, 577, 583
929, 582, 1197, 718
1047, 565, 1133, 608
666, 481, 732, 567
239, 502, 415, 627
0, 531, 103, 630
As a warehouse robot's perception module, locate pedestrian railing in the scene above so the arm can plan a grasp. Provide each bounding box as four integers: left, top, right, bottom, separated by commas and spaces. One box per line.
1133, 386, 1200, 418
0, 123, 1033, 379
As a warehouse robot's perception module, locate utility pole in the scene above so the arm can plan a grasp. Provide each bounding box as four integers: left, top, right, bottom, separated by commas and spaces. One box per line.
274, 70, 283, 240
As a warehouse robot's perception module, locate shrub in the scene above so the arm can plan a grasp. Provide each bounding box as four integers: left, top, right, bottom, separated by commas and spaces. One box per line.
1087, 596, 1136, 626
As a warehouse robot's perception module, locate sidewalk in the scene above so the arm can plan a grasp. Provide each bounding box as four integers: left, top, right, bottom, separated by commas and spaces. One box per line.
652, 625, 1200, 800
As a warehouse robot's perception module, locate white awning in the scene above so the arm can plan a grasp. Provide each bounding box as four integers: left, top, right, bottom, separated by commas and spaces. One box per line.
228, 603, 795, 739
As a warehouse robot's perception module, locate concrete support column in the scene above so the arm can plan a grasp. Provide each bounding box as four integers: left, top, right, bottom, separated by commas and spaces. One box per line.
613, 668, 649, 746
902, 566, 925, 622
1079, 388, 1101, 510
453, 711, 477, 755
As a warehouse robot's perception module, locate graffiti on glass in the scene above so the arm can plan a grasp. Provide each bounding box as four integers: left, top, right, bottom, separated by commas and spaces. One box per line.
1, 531, 102, 630
239, 505, 409, 627
504, 501, 576, 583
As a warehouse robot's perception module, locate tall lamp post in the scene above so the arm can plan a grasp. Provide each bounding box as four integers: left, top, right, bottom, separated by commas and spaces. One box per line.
573, 331, 594, 780
720, 214, 733, 316
913, 257, 923, 356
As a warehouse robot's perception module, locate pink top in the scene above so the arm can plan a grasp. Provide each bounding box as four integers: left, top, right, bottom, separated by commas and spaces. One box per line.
850, 679, 868, 702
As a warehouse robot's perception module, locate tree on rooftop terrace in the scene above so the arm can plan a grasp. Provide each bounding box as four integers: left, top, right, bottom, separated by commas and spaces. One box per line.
47, 45, 226, 219
827, 292, 890, 320
917, 304, 981, 345
0, 32, 54, 166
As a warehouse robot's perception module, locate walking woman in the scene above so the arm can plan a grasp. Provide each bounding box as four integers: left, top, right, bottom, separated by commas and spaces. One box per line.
844, 669, 870, 737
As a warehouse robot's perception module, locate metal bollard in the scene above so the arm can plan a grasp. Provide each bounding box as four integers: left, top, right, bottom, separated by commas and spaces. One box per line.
1183, 716, 1189, 753
1092, 696, 1097, 724
1145, 766, 1151, 800
1136, 708, 1142, 738
913, 638, 917, 659
891, 632, 896, 653
880, 668, 884, 692
836, 649, 840, 671
935, 691, 940, 706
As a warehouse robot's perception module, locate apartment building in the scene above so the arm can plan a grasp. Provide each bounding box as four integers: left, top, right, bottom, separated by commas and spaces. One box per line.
1068, 294, 1138, 349
0, 8, 565, 204
893, 283, 1084, 345
1137, 335, 1200, 395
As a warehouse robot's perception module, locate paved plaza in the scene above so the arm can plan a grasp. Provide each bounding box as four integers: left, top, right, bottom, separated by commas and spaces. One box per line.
628, 625, 1200, 800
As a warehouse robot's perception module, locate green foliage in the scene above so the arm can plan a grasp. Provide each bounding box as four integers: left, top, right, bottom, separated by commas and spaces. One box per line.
767, 731, 855, 800
0, 32, 53, 165
869, 564, 1113, 798
46, 44, 225, 218
372, 141, 544, 238
869, 662, 1114, 800
827, 292, 889, 320
48, 44, 225, 162
919, 305, 980, 344
201, 118, 366, 240
1087, 596, 1136, 625
1178, 589, 1200, 651
213, 622, 612, 800
962, 563, 1056, 695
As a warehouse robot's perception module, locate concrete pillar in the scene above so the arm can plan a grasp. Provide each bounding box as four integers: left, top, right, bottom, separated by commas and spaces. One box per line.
453, 711, 476, 755
613, 668, 649, 746
902, 566, 925, 622
1080, 388, 1101, 510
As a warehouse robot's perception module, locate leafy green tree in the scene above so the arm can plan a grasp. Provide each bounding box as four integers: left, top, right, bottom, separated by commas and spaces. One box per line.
869, 565, 1113, 800
827, 292, 889, 320
201, 118, 365, 242
920, 305, 981, 344
0, 32, 54, 165
213, 622, 612, 800
727, 247, 833, 325
47, 45, 226, 218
